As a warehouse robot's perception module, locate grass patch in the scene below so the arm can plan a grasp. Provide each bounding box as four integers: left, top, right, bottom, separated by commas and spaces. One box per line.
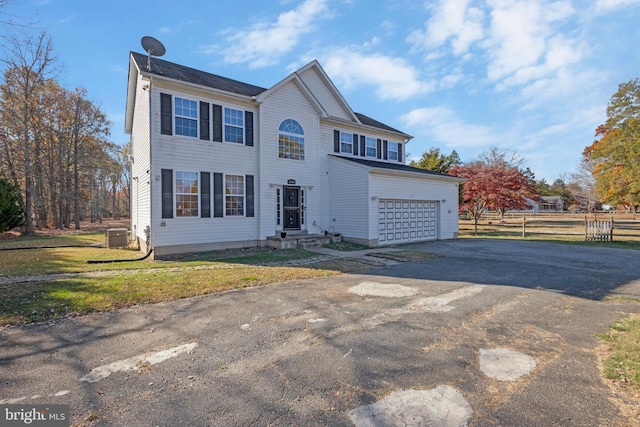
598, 315, 640, 394
0, 264, 339, 325
0, 234, 385, 326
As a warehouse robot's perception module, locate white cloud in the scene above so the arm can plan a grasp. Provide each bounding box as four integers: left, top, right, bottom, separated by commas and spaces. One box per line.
408, 0, 484, 55
401, 106, 498, 148
321, 49, 434, 101
483, 0, 577, 85
595, 0, 640, 12
209, 0, 329, 68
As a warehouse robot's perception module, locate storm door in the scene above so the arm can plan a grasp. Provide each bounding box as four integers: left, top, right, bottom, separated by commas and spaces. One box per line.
283, 185, 301, 230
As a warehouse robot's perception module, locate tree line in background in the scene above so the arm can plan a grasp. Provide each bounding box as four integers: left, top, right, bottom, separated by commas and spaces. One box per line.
0, 28, 130, 234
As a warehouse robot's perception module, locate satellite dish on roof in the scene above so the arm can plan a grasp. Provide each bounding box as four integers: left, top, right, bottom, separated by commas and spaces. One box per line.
141, 36, 166, 71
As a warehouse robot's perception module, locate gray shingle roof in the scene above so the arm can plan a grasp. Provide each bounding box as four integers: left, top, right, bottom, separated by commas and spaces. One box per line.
354, 112, 404, 134
131, 52, 405, 134
131, 51, 267, 97
332, 155, 458, 179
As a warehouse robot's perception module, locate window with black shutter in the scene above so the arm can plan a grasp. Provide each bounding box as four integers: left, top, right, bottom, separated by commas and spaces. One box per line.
160, 93, 172, 135
201, 172, 211, 217
213, 173, 223, 217
200, 102, 210, 141
246, 175, 254, 217
212, 104, 222, 142
161, 169, 173, 218
245, 111, 254, 146
352, 133, 359, 156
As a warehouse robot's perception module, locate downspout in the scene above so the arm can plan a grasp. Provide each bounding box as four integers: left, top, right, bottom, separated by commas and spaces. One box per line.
147, 75, 154, 253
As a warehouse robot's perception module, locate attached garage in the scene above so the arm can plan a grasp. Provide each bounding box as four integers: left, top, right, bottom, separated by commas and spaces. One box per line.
329, 156, 464, 247
378, 199, 439, 245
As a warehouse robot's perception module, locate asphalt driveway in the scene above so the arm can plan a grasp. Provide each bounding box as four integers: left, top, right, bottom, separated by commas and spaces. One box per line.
1, 239, 639, 426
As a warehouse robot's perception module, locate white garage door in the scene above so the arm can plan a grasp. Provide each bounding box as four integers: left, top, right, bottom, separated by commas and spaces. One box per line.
378, 200, 439, 245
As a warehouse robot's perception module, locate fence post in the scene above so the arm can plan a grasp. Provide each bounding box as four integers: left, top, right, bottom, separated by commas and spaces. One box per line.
584, 216, 587, 241
610, 217, 614, 242
522, 215, 526, 238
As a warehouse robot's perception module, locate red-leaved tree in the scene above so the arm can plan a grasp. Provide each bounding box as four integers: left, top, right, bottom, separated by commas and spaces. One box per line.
450, 163, 537, 233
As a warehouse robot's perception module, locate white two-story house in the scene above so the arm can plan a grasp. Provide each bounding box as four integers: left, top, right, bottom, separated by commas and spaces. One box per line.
125, 51, 463, 258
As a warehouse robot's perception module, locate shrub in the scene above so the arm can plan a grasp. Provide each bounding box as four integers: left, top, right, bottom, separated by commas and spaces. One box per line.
0, 175, 24, 232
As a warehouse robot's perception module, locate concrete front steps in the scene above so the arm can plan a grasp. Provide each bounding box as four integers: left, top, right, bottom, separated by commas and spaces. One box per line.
266, 231, 335, 250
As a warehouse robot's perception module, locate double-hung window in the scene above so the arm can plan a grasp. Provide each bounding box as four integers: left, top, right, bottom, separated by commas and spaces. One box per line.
175, 97, 198, 137
175, 171, 198, 217
340, 132, 353, 154
224, 108, 244, 143
366, 137, 377, 158
388, 142, 399, 161
225, 175, 244, 216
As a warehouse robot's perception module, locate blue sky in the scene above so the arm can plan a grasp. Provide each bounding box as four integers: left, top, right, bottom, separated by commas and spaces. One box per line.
3, 0, 640, 182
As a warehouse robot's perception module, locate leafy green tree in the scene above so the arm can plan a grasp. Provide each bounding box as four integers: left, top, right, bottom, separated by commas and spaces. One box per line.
0, 174, 23, 231
410, 148, 460, 174
584, 78, 640, 212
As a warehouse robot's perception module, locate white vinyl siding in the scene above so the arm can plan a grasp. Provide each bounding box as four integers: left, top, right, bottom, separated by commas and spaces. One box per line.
328, 158, 371, 241
150, 84, 259, 250
130, 76, 152, 246
297, 66, 353, 121
258, 79, 321, 238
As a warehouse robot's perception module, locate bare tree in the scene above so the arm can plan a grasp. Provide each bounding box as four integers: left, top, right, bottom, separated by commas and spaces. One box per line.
0, 31, 55, 234
568, 158, 599, 211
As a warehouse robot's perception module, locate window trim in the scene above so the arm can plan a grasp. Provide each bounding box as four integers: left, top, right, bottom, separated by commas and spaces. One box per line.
278, 119, 305, 160
175, 171, 199, 217
174, 97, 198, 138
340, 132, 353, 154
388, 141, 399, 161
365, 136, 377, 158
224, 174, 245, 216
224, 107, 244, 144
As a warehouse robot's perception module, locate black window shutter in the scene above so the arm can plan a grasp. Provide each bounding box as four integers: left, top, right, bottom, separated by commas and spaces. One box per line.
333, 130, 340, 153
160, 93, 172, 135
246, 175, 254, 217
245, 111, 254, 146
212, 104, 223, 142
161, 169, 173, 218
383, 140, 388, 160
213, 173, 223, 217
200, 102, 210, 141
360, 135, 365, 157
201, 172, 211, 218
397, 143, 403, 163
376, 139, 382, 159
352, 133, 359, 156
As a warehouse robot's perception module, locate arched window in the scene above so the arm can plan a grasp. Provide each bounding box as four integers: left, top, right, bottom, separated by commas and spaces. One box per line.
278, 119, 304, 160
